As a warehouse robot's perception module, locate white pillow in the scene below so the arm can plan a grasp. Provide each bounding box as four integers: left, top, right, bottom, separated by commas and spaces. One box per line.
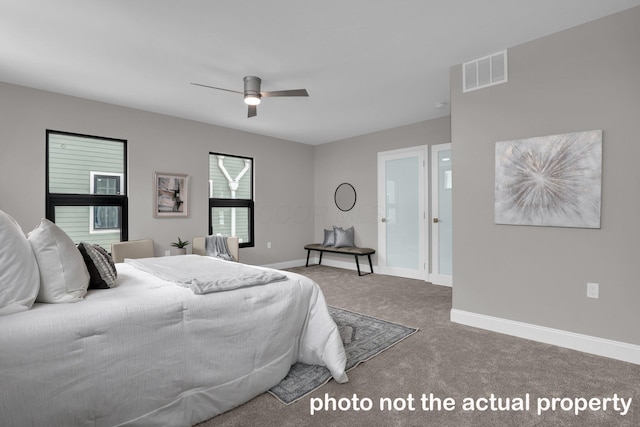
0, 210, 40, 316
28, 218, 89, 303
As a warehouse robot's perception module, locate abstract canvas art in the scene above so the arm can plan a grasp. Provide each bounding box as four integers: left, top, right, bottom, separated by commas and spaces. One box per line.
154, 172, 189, 217
495, 130, 602, 228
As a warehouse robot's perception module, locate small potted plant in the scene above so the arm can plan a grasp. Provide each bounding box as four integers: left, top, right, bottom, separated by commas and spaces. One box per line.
170, 237, 190, 255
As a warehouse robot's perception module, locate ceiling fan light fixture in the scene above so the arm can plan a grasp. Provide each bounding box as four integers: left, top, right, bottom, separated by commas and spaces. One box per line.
244, 94, 261, 105
192, 75, 307, 118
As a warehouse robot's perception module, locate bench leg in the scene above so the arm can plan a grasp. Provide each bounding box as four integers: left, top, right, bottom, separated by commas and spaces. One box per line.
306, 250, 325, 267
306, 248, 373, 275
354, 254, 374, 276
354, 255, 362, 276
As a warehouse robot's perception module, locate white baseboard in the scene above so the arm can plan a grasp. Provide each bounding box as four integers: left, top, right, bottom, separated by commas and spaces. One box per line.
450, 309, 640, 365
428, 273, 452, 287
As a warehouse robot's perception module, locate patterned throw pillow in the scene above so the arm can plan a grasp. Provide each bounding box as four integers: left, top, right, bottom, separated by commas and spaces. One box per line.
78, 242, 117, 289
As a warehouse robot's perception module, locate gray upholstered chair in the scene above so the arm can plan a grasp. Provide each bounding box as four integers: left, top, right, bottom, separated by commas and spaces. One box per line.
192, 236, 239, 262
110, 239, 155, 263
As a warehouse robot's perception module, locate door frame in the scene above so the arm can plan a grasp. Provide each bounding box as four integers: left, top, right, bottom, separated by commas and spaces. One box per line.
377, 146, 428, 280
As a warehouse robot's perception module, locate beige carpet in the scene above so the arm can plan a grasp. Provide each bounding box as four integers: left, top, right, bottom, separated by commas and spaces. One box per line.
198, 265, 640, 427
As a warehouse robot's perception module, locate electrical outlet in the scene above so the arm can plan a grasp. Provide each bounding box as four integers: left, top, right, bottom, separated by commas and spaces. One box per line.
587, 282, 599, 299
267, 241, 272, 249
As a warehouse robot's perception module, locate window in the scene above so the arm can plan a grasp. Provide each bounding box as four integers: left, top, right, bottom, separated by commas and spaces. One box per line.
90, 172, 124, 232
209, 153, 254, 248
46, 130, 127, 249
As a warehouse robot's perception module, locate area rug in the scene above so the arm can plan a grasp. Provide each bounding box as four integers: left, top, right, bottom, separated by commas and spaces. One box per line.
268, 306, 419, 404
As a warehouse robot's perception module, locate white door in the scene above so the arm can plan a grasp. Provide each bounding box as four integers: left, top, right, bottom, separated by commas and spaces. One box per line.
377, 146, 427, 280
430, 143, 452, 286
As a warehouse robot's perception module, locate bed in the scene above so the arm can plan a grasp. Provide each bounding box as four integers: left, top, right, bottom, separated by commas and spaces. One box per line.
0, 212, 347, 427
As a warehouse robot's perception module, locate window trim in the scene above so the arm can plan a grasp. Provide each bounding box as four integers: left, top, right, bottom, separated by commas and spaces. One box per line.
46, 130, 128, 242
208, 152, 254, 248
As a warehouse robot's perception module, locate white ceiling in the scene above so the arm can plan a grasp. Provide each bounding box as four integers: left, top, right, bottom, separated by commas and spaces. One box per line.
2, 1, 639, 145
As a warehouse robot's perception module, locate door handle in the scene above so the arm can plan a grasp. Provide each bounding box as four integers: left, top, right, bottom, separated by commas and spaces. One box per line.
381, 218, 387, 223
433, 217, 439, 223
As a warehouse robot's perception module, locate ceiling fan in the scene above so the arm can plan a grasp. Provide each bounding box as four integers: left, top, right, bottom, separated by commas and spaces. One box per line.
191, 76, 309, 118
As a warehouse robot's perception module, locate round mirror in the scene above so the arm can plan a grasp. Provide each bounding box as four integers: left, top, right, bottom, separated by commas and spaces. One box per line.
335, 183, 356, 211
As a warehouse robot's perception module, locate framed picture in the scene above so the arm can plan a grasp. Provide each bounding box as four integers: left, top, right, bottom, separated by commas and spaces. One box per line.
495, 130, 602, 228
154, 172, 189, 217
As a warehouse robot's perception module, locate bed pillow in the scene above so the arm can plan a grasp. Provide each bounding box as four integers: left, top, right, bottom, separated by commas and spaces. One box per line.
0, 210, 40, 316
322, 228, 335, 246
333, 226, 355, 248
78, 242, 117, 289
28, 218, 89, 303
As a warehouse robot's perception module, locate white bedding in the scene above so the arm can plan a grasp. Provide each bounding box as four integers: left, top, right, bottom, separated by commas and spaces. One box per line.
0, 259, 347, 426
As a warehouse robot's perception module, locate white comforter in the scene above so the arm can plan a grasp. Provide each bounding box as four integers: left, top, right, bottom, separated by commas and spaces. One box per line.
0, 259, 347, 426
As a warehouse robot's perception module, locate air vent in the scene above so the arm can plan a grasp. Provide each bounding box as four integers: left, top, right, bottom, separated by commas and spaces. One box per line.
463, 50, 508, 93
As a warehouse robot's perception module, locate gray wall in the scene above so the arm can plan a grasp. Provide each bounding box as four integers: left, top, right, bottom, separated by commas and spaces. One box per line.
0, 82, 315, 266
451, 7, 640, 344
313, 116, 451, 266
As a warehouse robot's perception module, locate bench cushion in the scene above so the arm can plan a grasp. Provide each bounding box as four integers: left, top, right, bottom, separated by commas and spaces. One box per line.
305, 243, 375, 255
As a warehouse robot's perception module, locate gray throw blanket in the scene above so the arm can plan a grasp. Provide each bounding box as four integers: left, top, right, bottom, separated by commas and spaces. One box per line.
205, 235, 234, 261
125, 255, 286, 294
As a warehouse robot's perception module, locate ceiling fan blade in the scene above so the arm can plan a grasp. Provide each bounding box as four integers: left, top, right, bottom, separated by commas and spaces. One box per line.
261, 89, 309, 98
247, 104, 257, 118
190, 83, 243, 95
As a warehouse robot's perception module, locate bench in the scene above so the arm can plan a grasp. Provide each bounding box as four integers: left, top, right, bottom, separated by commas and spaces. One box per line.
304, 243, 375, 276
